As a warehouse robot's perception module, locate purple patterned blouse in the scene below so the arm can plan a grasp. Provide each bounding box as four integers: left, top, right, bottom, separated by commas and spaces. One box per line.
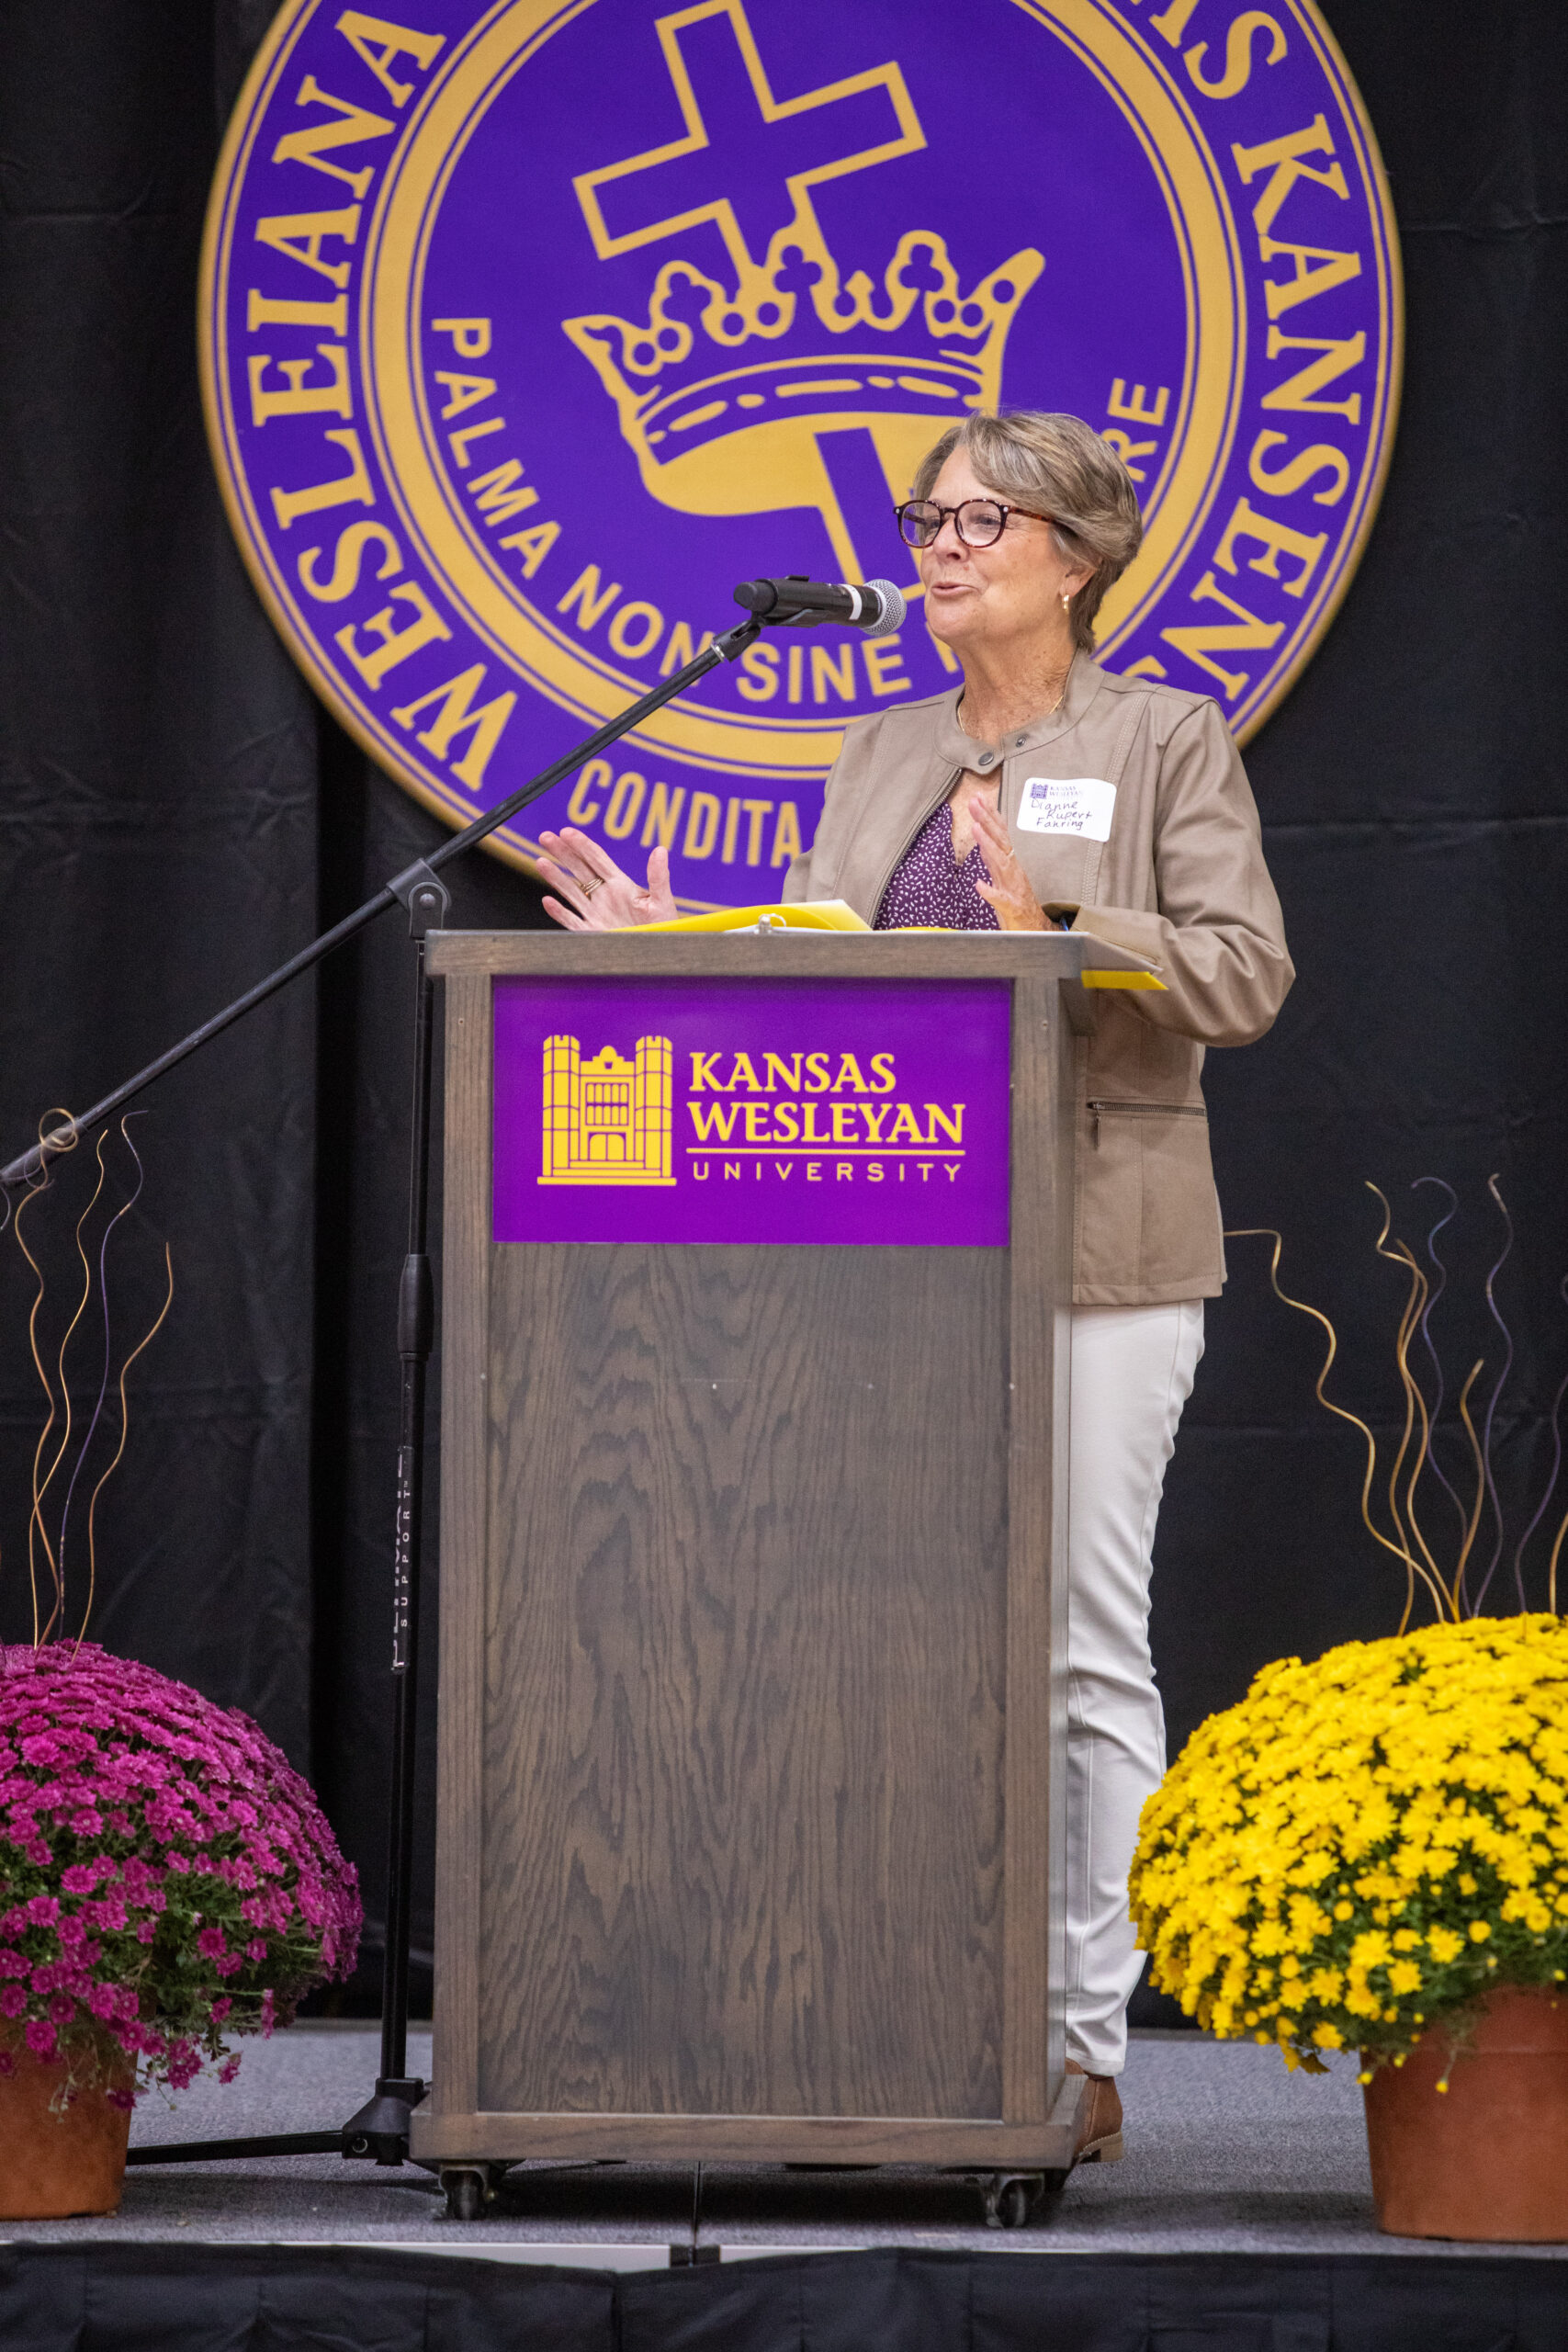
874, 801, 999, 932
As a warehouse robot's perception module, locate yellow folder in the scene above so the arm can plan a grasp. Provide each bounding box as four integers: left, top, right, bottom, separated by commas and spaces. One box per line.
626, 899, 870, 933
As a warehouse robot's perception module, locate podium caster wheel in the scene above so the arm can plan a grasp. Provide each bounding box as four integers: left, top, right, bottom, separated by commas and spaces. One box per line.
984, 2172, 1045, 2229
442, 2164, 501, 2222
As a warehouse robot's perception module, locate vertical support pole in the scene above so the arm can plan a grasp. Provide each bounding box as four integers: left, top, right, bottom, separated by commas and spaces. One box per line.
381, 929, 438, 2088
344, 861, 449, 2164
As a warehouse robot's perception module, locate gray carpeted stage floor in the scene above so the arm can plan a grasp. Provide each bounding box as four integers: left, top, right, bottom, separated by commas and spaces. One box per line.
3, 2025, 1561, 2260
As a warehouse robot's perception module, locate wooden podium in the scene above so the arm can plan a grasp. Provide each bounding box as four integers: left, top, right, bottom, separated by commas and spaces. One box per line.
413, 929, 1143, 2200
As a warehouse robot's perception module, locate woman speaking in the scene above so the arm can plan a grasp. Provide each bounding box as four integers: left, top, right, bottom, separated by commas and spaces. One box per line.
537, 412, 1293, 2172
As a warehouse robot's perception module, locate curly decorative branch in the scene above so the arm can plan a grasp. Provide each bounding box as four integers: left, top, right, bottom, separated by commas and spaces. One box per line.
12, 1110, 80, 1645
1468, 1176, 1517, 1615
1224, 1227, 1453, 1627
1234, 1181, 1567, 1625
7, 1114, 172, 1648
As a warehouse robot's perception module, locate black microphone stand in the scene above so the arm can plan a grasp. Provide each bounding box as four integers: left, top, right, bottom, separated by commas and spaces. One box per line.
2, 608, 764, 2175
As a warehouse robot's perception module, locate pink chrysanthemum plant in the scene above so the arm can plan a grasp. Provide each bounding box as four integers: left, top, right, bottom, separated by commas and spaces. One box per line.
0, 1642, 360, 2106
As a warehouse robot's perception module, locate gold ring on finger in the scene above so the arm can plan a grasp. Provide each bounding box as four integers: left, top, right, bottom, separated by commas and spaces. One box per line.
580, 874, 602, 899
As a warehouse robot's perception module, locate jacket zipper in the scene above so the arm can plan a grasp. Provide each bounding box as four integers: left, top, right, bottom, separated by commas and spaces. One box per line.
1085, 1098, 1208, 1145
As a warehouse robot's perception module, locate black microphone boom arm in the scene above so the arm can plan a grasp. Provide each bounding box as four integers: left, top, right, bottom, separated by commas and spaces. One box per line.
0, 614, 762, 1191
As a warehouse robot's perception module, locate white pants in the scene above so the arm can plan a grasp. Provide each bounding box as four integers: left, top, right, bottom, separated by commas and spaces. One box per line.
1065, 1298, 1205, 2076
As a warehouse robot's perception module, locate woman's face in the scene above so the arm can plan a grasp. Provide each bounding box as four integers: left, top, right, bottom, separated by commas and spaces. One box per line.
917, 449, 1091, 661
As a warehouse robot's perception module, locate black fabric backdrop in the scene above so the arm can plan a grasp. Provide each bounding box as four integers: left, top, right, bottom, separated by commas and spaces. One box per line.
0, 0, 1564, 2014
6, 2245, 1568, 2352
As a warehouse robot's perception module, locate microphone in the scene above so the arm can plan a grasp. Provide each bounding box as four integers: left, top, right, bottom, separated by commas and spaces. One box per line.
732, 576, 908, 637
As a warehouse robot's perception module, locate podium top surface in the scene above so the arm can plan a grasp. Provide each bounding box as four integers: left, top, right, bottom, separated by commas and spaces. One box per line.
426, 929, 1158, 990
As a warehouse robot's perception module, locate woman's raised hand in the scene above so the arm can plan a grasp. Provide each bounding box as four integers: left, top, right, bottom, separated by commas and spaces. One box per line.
969, 796, 1046, 932
536, 827, 679, 932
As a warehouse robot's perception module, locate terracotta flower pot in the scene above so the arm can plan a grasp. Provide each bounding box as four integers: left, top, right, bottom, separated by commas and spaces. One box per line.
1363, 1984, 1568, 2241
0, 2041, 132, 2220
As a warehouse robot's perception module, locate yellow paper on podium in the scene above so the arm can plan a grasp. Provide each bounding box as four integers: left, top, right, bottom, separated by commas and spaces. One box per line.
626, 900, 870, 934
624, 903, 1166, 987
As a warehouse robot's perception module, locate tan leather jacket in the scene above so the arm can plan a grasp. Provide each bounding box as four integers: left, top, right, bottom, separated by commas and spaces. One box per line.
784, 655, 1292, 1305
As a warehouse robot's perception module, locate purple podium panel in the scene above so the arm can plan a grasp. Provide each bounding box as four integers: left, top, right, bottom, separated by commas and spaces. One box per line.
492, 976, 1010, 1248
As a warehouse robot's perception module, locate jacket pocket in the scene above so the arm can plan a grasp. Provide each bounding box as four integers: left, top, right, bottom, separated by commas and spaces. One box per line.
1085, 1098, 1208, 1146
1075, 1097, 1221, 1301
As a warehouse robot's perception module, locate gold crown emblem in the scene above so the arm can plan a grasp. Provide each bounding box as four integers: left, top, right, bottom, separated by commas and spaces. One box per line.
564, 232, 1042, 466
561, 0, 1043, 575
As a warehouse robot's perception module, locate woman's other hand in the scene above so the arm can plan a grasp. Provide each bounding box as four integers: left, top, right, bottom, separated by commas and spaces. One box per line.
970, 796, 1046, 931
537, 827, 679, 931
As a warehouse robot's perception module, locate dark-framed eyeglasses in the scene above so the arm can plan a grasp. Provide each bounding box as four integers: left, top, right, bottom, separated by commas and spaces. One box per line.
895, 497, 1056, 549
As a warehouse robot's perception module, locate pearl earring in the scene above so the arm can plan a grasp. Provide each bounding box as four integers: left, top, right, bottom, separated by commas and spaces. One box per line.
1062, 591, 1072, 612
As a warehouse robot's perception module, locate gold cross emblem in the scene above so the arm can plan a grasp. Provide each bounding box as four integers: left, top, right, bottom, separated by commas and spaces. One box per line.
574, 0, 924, 287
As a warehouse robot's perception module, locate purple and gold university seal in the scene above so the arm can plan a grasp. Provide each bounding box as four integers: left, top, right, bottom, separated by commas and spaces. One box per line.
202, 0, 1401, 908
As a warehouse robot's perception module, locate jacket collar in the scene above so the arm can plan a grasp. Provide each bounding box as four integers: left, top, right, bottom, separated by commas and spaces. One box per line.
930, 652, 1106, 773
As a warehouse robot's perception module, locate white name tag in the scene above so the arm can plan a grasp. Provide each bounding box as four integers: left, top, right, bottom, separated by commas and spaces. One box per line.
1017, 775, 1116, 842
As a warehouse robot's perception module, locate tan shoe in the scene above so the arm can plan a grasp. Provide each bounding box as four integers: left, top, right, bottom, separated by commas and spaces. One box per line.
1065, 2059, 1125, 2165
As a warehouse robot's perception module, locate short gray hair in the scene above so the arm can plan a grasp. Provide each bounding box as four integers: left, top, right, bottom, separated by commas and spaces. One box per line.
911, 411, 1144, 651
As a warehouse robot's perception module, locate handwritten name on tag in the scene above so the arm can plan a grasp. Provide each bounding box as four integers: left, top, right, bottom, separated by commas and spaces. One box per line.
1017, 776, 1116, 842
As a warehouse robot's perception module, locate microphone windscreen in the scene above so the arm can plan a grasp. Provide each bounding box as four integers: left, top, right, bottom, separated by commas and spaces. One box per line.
864, 580, 908, 637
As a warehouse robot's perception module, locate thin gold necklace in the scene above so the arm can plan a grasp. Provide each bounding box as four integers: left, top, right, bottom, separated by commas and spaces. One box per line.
960, 662, 1072, 751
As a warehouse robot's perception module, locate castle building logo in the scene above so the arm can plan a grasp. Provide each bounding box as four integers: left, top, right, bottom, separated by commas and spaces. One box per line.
539, 1033, 675, 1184
203, 0, 1401, 910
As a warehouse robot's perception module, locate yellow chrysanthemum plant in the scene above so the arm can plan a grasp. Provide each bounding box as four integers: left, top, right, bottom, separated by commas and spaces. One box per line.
1132, 1186, 1568, 2085
1130, 1616, 1568, 2080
